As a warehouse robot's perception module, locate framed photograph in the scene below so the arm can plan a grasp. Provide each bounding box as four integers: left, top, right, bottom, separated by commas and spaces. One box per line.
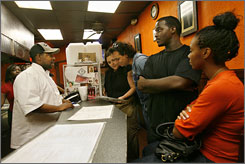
134, 33, 142, 53
178, 1, 198, 37
88, 66, 94, 73
78, 52, 97, 62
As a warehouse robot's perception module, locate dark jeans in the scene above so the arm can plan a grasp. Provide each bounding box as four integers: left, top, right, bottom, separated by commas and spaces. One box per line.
132, 141, 214, 163
8, 110, 12, 131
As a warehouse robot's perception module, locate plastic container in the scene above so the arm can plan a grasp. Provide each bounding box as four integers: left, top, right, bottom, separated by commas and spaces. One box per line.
66, 42, 102, 65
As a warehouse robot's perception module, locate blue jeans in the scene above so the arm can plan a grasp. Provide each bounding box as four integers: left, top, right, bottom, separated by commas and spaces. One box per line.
133, 74, 149, 130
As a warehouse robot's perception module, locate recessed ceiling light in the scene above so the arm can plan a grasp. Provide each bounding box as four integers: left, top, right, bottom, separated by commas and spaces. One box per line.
14, 1, 52, 10
88, 1, 121, 13
83, 29, 102, 40
38, 29, 63, 40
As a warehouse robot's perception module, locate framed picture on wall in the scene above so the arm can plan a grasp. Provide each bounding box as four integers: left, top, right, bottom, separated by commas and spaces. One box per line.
134, 33, 142, 53
177, 1, 198, 37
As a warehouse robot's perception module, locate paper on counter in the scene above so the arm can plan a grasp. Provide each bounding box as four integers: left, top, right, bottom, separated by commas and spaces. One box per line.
73, 103, 80, 107
2, 122, 105, 163
68, 105, 114, 121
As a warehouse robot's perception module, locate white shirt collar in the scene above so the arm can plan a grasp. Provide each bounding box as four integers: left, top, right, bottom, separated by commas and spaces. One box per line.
31, 63, 50, 76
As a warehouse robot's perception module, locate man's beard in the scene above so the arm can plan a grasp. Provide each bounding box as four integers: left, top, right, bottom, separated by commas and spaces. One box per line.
42, 64, 53, 70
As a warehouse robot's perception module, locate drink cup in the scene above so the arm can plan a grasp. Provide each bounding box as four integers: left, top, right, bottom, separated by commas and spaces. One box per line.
78, 86, 88, 101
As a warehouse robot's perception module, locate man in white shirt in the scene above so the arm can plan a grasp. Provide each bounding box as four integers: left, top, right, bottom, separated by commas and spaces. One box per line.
11, 42, 74, 149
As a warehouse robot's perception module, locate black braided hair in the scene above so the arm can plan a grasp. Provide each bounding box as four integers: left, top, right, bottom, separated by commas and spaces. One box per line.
196, 12, 240, 65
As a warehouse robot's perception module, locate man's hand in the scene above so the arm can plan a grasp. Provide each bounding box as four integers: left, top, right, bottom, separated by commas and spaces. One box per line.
62, 99, 71, 103
58, 102, 74, 111
137, 76, 147, 91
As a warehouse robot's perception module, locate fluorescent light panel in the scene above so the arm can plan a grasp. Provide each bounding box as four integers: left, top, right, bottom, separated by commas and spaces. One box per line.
14, 1, 52, 10
83, 29, 101, 40
38, 29, 63, 40
88, 1, 121, 13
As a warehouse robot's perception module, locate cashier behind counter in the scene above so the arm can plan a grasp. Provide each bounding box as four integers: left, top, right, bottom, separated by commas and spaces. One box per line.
11, 42, 74, 149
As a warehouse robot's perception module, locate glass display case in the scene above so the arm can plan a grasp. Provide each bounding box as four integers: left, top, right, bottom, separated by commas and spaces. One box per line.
63, 63, 102, 100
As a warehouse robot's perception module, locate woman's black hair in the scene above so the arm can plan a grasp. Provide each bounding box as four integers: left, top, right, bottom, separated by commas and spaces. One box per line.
196, 11, 240, 65
5, 64, 19, 82
112, 42, 136, 58
105, 47, 116, 68
105, 47, 115, 59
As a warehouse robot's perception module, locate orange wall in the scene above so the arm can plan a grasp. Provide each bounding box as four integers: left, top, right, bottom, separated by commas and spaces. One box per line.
49, 1, 244, 86
51, 46, 67, 86
1, 1, 243, 86
117, 1, 244, 69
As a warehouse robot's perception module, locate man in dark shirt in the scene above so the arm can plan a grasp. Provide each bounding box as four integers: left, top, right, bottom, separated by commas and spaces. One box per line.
138, 16, 201, 143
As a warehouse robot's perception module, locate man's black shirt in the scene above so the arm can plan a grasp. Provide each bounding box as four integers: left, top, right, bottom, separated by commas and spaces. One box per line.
142, 45, 202, 143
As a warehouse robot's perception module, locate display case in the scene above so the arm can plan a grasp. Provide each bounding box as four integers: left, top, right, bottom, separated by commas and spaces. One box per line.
63, 63, 102, 100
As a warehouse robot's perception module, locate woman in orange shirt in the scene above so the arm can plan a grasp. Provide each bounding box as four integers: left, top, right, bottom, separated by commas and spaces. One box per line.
173, 11, 244, 163
134, 11, 243, 163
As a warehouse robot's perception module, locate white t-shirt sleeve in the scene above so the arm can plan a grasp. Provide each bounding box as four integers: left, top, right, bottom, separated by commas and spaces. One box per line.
14, 72, 44, 116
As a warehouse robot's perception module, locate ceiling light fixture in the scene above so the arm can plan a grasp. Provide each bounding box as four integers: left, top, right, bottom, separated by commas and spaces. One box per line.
88, 1, 121, 13
38, 29, 63, 40
83, 29, 102, 40
14, 1, 52, 10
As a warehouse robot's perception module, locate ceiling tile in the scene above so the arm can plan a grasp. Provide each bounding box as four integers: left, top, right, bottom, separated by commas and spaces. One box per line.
55, 11, 85, 23
51, 1, 88, 11
2, 1, 151, 49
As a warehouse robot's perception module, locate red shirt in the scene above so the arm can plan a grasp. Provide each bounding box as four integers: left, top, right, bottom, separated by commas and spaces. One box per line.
1, 82, 14, 112
175, 71, 244, 163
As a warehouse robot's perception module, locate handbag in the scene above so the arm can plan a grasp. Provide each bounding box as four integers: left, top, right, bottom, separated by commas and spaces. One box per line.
155, 122, 202, 162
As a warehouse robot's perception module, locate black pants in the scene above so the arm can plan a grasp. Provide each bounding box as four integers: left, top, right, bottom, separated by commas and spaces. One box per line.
8, 110, 12, 131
